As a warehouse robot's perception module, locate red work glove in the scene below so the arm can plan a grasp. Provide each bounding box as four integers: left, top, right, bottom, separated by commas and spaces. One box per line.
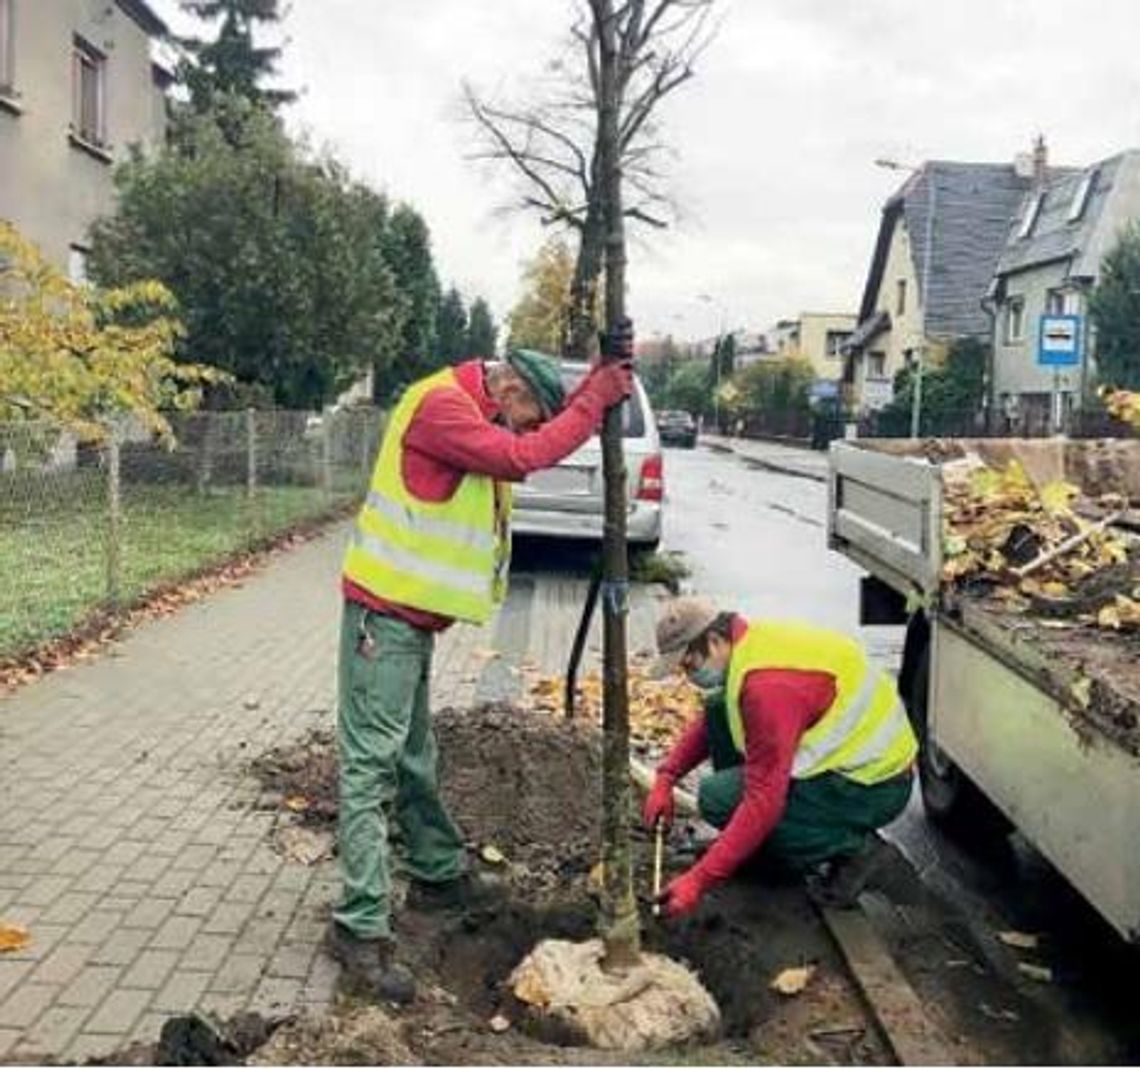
643, 772, 676, 830
656, 866, 712, 919
588, 360, 633, 409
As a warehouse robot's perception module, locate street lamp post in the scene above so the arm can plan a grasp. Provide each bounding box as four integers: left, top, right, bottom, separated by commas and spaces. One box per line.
875, 158, 936, 438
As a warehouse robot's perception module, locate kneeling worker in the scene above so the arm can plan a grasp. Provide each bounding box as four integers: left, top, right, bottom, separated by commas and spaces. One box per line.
644, 597, 917, 917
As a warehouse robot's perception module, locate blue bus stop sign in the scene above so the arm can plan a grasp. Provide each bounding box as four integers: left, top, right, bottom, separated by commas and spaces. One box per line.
1037, 315, 1083, 367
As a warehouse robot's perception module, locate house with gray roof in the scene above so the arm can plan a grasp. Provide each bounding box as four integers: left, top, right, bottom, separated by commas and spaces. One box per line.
989, 148, 1140, 434
843, 156, 1036, 414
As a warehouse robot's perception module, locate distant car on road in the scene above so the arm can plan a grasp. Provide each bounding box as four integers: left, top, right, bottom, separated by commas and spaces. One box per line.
511, 362, 663, 551
657, 409, 698, 449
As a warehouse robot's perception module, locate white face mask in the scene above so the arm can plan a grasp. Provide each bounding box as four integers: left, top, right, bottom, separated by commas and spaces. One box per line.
689, 665, 726, 690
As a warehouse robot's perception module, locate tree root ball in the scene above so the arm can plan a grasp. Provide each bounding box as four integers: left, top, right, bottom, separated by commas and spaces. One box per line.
509, 938, 721, 1052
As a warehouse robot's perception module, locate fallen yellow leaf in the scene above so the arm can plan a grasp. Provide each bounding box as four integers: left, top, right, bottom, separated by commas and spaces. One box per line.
284, 795, 310, 812
0, 924, 30, 953
512, 966, 551, 1007
770, 964, 815, 996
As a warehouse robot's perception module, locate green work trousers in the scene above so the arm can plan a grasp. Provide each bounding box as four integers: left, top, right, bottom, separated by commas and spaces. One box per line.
333, 602, 466, 940
695, 690, 913, 872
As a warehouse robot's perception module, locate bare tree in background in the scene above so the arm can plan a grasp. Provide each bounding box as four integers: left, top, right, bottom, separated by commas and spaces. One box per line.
465, 0, 714, 363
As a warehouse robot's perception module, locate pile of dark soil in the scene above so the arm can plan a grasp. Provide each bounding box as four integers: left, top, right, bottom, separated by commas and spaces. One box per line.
241, 702, 888, 1065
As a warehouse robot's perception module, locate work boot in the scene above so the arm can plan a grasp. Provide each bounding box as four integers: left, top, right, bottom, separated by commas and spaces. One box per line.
324, 922, 416, 1005
805, 835, 890, 910
405, 870, 503, 913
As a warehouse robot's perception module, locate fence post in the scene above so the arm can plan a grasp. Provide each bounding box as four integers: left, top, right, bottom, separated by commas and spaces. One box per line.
106, 428, 122, 611
321, 414, 333, 503
246, 408, 257, 499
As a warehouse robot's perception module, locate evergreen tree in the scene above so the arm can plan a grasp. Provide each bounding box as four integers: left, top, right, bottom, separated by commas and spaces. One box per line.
177, 0, 296, 115
465, 297, 497, 357
1090, 223, 1140, 389
437, 287, 468, 365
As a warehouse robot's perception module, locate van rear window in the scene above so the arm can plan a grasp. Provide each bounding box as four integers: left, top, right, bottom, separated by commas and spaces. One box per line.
561, 368, 645, 437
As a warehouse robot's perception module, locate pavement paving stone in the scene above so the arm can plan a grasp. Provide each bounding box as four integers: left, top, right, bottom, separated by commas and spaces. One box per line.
0, 924, 66, 964
38, 892, 103, 927
59, 961, 124, 1002
68, 910, 126, 945
13, 877, 74, 909
149, 916, 203, 952
0, 962, 34, 1003
49, 849, 102, 878
120, 950, 180, 992
227, 873, 273, 904
178, 934, 233, 973
174, 885, 226, 918
207, 954, 266, 996
149, 868, 199, 899
248, 976, 302, 1017
121, 897, 177, 931
65, 1031, 122, 1063
84, 987, 153, 1034
0, 1028, 20, 1058
71, 865, 127, 896
267, 943, 317, 981
13, 1004, 92, 1057
201, 900, 256, 936
151, 970, 212, 1014
28, 943, 94, 987
121, 854, 173, 885
0, 982, 61, 1029
91, 926, 153, 967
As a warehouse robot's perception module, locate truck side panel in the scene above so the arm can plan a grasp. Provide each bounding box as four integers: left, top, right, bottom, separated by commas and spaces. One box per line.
933, 620, 1140, 941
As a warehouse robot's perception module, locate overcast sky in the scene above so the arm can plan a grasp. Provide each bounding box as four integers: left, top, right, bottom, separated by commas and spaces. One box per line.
149, 0, 1140, 343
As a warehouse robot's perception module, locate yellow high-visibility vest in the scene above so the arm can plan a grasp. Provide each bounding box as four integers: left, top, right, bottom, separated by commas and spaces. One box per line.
342, 368, 511, 624
725, 620, 917, 786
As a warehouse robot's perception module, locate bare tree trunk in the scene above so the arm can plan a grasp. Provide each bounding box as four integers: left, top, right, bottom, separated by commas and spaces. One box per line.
594, 0, 640, 973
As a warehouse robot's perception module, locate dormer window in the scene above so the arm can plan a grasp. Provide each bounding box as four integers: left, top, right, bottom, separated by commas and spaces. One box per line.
1018, 191, 1044, 239
0, 0, 13, 94
1068, 168, 1097, 222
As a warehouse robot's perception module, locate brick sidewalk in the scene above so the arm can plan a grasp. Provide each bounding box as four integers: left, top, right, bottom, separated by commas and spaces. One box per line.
0, 523, 491, 1062
0, 522, 663, 1061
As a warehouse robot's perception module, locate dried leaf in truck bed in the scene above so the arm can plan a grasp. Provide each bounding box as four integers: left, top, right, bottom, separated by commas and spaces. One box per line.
1040, 480, 1080, 514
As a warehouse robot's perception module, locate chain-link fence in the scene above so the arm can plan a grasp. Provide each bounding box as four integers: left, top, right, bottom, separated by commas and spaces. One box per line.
0, 407, 384, 661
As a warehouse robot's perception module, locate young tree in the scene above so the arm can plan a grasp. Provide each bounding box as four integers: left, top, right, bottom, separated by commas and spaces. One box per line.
436, 287, 468, 365
177, 0, 296, 114
0, 222, 221, 442
466, 297, 498, 357
1090, 223, 1140, 390
89, 104, 402, 410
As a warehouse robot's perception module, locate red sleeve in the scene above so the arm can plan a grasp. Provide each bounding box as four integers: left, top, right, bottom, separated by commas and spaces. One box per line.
657, 717, 709, 781
403, 380, 607, 482
695, 669, 833, 884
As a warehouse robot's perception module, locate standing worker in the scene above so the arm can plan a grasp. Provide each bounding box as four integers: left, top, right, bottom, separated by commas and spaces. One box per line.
644, 597, 917, 917
331, 335, 634, 1002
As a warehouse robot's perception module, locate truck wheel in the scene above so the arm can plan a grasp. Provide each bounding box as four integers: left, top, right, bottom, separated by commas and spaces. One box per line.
908, 643, 1011, 839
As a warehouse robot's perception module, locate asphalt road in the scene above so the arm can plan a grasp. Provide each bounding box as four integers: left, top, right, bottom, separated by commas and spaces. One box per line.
659, 441, 1140, 1062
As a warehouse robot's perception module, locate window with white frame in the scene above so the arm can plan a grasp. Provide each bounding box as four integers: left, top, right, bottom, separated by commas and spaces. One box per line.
68, 245, 89, 285
1006, 297, 1025, 343
825, 331, 850, 359
72, 35, 106, 146
868, 352, 887, 378
1068, 169, 1097, 222
1045, 289, 1066, 316
1018, 191, 1044, 239
0, 0, 14, 93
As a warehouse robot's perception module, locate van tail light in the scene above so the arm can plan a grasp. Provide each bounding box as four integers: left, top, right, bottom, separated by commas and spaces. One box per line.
637, 454, 664, 502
